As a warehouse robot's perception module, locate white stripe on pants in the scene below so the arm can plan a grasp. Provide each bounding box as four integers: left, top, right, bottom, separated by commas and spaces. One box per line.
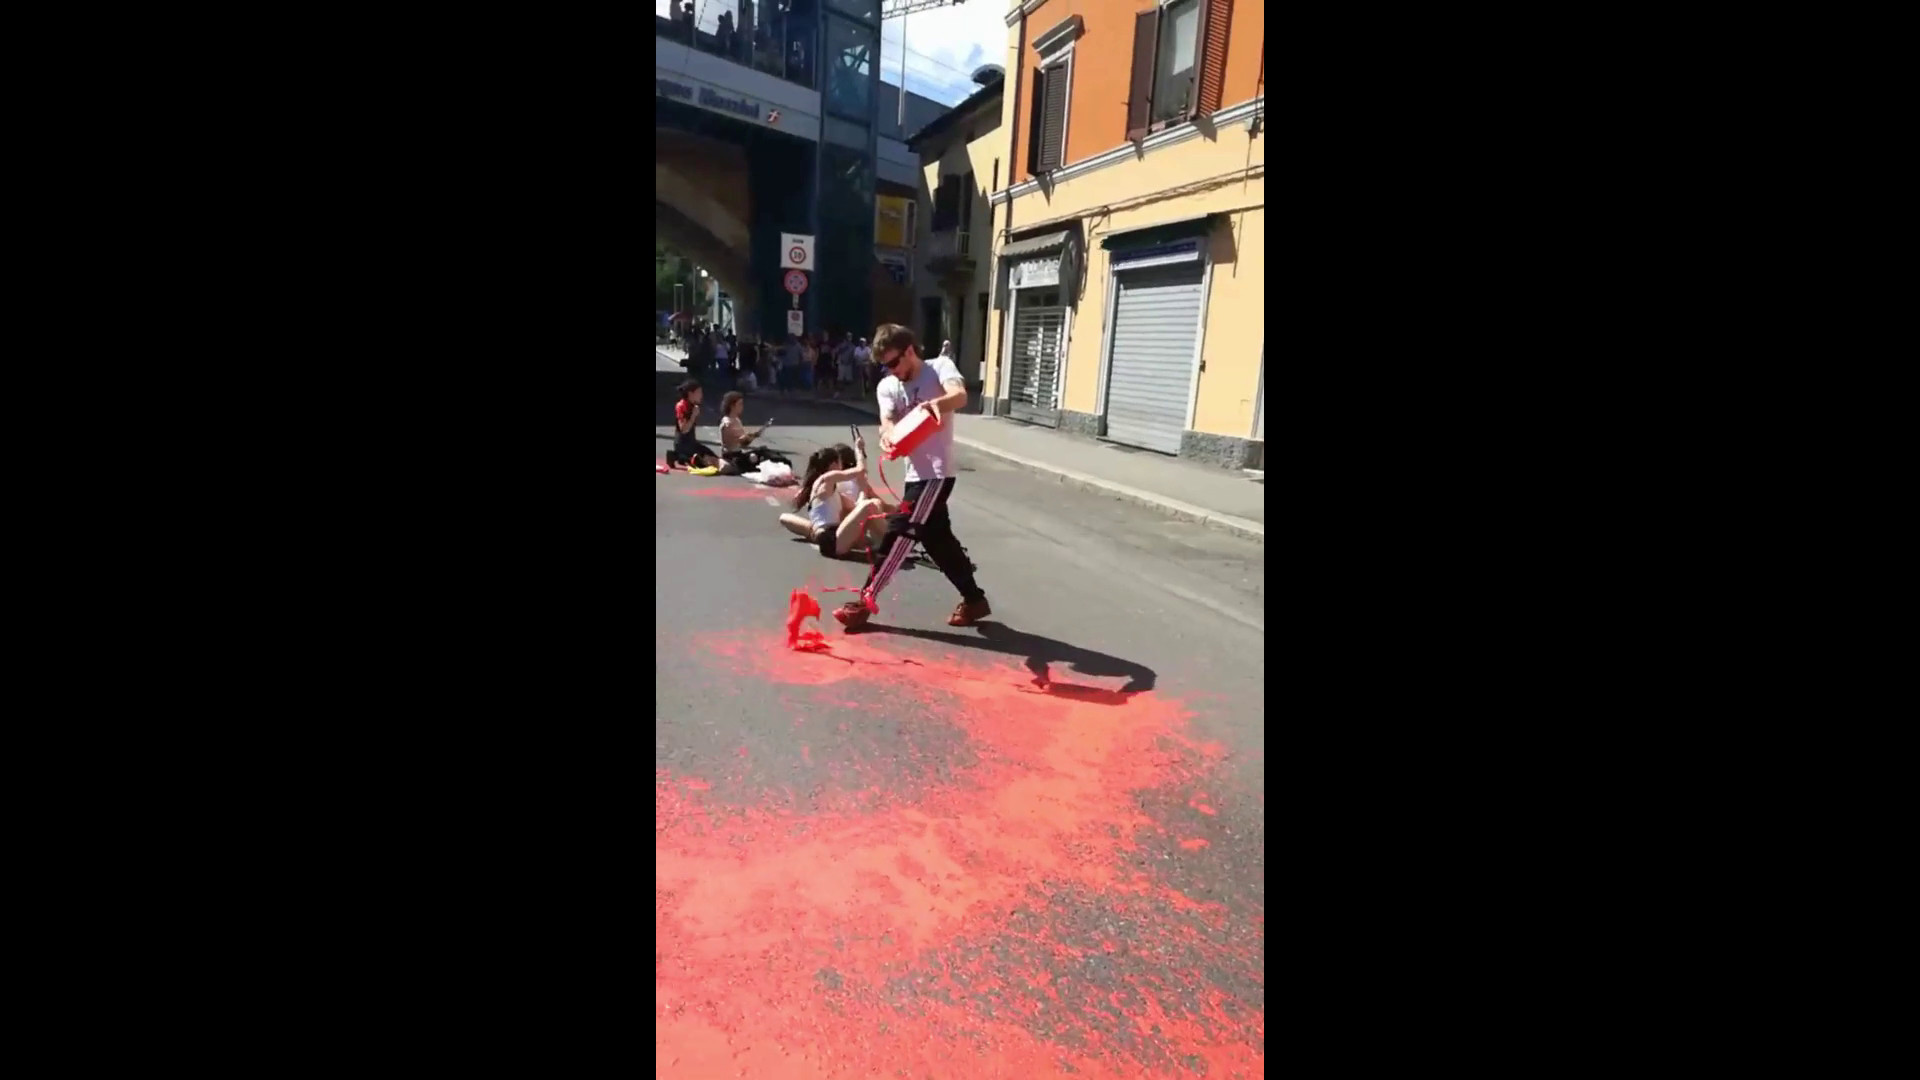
866, 478, 948, 599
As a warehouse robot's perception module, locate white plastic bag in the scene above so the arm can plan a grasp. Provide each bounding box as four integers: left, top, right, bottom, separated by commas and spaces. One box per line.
747, 461, 795, 486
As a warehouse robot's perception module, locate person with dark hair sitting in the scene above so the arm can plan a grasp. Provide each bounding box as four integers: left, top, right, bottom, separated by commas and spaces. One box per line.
778, 434, 887, 558
716, 390, 788, 474
668, 379, 719, 469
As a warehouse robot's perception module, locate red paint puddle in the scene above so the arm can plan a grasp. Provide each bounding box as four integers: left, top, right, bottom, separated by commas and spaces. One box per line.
660, 628, 1262, 1077
677, 486, 768, 499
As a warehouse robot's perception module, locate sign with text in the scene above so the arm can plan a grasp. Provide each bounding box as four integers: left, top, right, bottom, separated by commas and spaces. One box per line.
781, 233, 815, 272
1110, 238, 1200, 270
874, 196, 915, 248
786, 309, 805, 336
655, 76, 766, 124
1009, 256, 1062, 290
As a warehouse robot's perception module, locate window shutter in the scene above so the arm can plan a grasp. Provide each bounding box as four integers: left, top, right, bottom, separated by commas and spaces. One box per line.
1126, 8, 1159, 142
1193, 0, 1231, 119
934, 178, 960, 231
1026, 69, 1047, 177
1038, 67, 1067, 171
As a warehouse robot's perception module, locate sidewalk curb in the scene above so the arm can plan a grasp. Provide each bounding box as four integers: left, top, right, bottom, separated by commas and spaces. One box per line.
753, 391, 1264, 544
950, 439, 1266, 544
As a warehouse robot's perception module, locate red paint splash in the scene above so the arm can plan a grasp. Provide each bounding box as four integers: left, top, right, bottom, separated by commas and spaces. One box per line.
659, 629, 1263, 1077
785, 589, 822, 649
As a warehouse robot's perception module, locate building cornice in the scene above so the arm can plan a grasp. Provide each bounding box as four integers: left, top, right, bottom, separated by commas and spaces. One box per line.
1004, 0, 1049, 28
1030, 14, 1082, 56
988, 95, 1264, 205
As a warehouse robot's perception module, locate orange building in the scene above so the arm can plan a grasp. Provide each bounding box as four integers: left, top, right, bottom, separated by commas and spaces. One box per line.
984, 0, 1265, 467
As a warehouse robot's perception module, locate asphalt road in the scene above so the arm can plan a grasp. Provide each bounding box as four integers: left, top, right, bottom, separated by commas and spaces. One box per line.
655, 364, 1265, 1078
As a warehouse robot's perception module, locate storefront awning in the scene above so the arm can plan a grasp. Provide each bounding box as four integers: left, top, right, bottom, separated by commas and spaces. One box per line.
1100, 213, 1219, 249
1000, 230, 1072, 260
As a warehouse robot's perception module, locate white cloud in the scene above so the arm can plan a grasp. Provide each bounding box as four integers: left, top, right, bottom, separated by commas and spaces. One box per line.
879, 1, 1011, 106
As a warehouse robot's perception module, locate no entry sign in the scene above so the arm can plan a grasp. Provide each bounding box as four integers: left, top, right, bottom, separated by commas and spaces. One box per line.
780, 232, 814, 272
783, 269, 809, 296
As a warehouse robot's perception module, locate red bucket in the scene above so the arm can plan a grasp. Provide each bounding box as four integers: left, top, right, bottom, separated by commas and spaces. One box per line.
885, 404, 939, 459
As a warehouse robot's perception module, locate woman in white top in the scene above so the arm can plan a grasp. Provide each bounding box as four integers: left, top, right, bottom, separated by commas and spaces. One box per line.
777, 435, 887, 557
715, 391, 787, 474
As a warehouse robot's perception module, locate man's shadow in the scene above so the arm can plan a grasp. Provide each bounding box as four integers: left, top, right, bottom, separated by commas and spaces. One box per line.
860, 620, 1156, 706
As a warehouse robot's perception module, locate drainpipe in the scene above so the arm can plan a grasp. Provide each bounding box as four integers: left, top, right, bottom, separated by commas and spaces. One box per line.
993, 13, 1026, 415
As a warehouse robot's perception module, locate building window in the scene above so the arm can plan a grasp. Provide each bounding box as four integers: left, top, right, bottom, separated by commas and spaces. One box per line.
932, 173, 968, 232
1025, 16, 1079, 177
1027, 58, 1070, 174
1128, 0, 1229, 139
1152, 0, 1200, 123
825, 14, 875, 119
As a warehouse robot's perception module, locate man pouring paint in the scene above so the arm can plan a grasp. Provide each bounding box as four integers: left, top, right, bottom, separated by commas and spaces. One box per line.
834, 324, 991, 631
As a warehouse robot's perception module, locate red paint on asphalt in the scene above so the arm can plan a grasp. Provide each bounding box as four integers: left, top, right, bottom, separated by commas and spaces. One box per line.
678, 486, 768, 499
659, 630, 1263, 1077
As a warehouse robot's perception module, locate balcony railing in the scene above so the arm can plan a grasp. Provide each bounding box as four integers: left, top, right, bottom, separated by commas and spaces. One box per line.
927, 230, 974, 262
655, 2, 817, 91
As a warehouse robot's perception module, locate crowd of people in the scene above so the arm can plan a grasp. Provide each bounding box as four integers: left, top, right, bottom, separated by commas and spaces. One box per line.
676, 325, 899, 398
664, 324, 991, 630
660, 0, 812, 87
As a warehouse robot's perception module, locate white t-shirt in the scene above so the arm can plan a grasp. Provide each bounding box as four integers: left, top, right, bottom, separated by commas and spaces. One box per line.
878, 355, 962, 483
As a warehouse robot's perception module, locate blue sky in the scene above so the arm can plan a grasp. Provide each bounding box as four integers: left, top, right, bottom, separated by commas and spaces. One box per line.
878, 1, 1010, 106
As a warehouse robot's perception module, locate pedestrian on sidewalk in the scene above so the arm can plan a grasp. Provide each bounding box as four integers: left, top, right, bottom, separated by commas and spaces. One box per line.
836, 333, 856, 395
835, 324, 989, 631
815, 331, 837, 395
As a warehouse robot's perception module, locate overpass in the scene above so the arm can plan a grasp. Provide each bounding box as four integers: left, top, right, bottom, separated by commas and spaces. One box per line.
654, 3, 946, 341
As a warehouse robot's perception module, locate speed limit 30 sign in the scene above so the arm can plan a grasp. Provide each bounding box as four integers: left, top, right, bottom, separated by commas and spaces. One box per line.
780, 233, 814, 272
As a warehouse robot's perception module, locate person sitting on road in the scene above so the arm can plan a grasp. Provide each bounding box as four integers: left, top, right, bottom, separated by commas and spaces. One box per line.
716, 390, 788, 474
828, 440, 894, 522
778, 434, 887, 558
669, 379, 720, 469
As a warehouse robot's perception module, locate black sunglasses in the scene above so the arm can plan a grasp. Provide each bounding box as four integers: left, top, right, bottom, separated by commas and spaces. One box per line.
881, 350, 904, 368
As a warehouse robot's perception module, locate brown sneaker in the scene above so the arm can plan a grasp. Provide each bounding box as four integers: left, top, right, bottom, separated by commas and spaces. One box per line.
948, 598, 991, 626
834, 600, 872, 631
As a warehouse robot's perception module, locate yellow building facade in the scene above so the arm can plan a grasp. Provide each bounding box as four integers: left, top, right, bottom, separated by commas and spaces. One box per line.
983, 0, 1265, 467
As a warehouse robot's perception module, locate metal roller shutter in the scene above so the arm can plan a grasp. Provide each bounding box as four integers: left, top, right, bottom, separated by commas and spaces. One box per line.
1103, 263, 1203, 453
1007, 304, 1065, 425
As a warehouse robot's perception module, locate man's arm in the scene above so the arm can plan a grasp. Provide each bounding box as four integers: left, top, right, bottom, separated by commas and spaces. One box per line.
930, 380, 968, 418
875, 384, 901, 446
927, 359, 968, 421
